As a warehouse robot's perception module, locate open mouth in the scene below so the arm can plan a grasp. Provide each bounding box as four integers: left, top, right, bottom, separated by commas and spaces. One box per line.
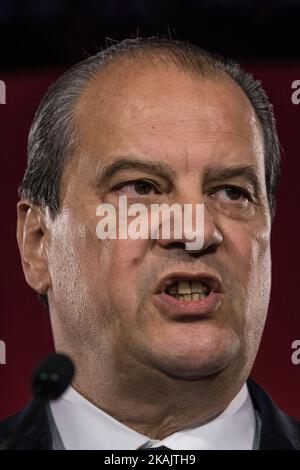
165, 279, 211, 301
154, 272, 223, 317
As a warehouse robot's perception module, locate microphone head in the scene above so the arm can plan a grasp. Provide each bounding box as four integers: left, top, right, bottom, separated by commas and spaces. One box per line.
31, 353, 75, 401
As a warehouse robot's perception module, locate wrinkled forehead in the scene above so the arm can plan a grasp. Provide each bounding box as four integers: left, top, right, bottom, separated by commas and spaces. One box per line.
73, 58, 264, 175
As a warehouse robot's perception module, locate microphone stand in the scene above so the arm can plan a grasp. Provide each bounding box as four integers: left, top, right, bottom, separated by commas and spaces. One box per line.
0, 353, 75, 450
0, 395, 48, 450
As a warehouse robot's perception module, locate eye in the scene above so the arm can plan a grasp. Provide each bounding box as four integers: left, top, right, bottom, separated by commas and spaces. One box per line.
113, 180, 161, 196
212, 185, 253, 203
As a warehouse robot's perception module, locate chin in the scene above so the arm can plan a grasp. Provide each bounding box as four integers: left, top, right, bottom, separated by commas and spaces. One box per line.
148, 326, 241, 380
156, 354, 234, 381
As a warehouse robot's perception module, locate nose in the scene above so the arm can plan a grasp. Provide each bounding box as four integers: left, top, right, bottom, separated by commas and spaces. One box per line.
155, 200, 223, 254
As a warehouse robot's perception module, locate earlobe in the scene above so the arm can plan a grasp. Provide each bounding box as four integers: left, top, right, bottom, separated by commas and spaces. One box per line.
16, 201, 51, 295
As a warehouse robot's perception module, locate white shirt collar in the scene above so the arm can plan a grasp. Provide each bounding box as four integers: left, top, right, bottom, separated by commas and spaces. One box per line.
49, 383, 256, 450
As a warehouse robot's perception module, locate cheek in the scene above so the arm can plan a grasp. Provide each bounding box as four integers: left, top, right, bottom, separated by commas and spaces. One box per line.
48, 215, 120, 340
49, 213, 108, 303
105, 238, 150, 301
50, 205, 151, 302
247, 227, 272, 309
224, 221, 271, 339
245, 228, 272, 350
224, 219, 271, 288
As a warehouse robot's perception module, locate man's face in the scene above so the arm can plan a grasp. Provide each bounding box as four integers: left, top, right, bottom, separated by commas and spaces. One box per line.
47, 61, 271, 381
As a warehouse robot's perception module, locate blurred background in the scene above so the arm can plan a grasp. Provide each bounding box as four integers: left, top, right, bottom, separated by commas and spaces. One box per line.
0, 0, 300, 421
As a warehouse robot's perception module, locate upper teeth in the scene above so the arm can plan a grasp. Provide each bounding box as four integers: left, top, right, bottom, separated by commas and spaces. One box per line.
167, 280, 210, 295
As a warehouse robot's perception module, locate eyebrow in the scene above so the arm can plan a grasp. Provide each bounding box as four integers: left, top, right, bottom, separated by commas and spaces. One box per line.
204, 165, 261, 197
95, 158, 177, 184
96, 158, 261, 197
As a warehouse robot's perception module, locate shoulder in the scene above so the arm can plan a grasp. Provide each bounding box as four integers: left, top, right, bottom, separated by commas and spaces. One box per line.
0, 413, 17, 441
247, 378, 300, 450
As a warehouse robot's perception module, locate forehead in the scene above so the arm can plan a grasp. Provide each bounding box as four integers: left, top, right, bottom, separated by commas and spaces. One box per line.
73, 59, 264, 173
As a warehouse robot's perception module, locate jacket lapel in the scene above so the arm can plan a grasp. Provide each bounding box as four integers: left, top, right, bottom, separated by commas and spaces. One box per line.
247, 378, 300, 450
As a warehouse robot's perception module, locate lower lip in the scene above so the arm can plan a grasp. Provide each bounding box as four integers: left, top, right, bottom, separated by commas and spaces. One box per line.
153, 291, 222, 319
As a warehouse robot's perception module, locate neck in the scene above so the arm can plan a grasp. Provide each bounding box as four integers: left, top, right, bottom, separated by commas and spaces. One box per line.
71, 353, 247, 440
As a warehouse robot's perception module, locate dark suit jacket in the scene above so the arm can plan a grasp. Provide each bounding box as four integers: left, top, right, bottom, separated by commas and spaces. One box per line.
0, 378, 300, 450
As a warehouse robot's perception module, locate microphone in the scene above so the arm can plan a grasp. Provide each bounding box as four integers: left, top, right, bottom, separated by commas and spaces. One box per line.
0, 353, 75, 450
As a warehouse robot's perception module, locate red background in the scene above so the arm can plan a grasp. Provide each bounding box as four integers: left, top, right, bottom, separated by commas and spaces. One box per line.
0, 64, 300, 421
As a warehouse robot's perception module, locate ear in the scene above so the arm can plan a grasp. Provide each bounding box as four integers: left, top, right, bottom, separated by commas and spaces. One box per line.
16, 201, 51, 295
